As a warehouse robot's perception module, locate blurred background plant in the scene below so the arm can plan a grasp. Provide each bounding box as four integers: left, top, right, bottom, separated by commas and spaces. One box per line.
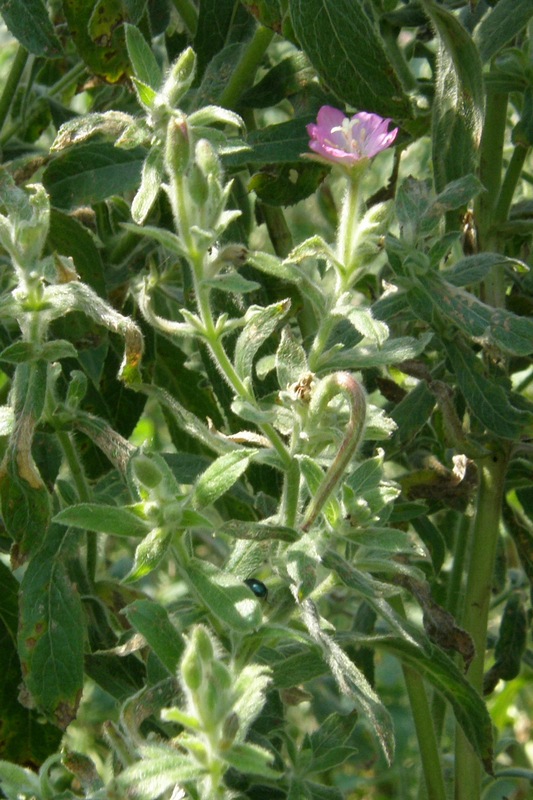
0, 2, 532, 799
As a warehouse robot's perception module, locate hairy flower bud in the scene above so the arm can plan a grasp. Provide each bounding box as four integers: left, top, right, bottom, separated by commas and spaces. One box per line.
165, 116, 190, 177
162, 47, 196, 107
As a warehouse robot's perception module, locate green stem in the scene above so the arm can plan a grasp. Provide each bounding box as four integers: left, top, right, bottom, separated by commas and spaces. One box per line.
56, 430, 96, 582
493, 144, 529, 225
0, 45, 28, 133
0, 62, 86, 147
428, 513, 470, 757
219, 25, 275, 110
336, 173, 362, 280
280, 458, 300, 528
391, 593, 447, 800
168, 0, 198, 36
301, 373, 366, 531
190, 252, 292, 470
454, 445, 510, 800
260, 203, 293, 258
474, 92, 508, 245
380, 21, 418, 93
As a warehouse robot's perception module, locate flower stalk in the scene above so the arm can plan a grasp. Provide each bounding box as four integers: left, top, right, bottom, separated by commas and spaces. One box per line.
302, 372, 366, 531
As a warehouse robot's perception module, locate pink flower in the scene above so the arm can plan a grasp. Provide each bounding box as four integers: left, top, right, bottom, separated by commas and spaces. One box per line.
307, 106, 398, 166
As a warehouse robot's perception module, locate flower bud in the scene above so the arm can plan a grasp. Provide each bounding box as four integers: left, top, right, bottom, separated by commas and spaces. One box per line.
132, 454, 164, 489
220, 712, 240, 750
188, 163, 209, 207
194, 625, 215, 664
181, 639, 203, 692
163, 47, 196, 107
195, 139, 222, 182
165, 116, 190, 177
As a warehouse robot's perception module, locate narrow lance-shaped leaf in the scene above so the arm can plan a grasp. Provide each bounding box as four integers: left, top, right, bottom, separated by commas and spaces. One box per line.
54, 503, 151, 537
234, 300, 291, 381
124, 23, 161, 89
192, 449, 254, 509
301, 599, 395, 765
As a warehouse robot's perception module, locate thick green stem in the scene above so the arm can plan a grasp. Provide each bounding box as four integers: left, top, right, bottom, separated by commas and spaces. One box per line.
219, 25, 275, 110
389, 596, 447, 800
454, 446, 510, 800
0, 45, 28, 133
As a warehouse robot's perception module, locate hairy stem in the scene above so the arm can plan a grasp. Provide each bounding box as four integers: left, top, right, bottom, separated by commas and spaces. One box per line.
302, 372, 366, 531
454, 446, 510, 800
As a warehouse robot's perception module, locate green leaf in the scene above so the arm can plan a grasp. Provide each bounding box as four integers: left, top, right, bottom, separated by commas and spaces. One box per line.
124, 23, 161, 89
301, 599, 395, 765
442, 338, 532, 439
43, 143, 146, 208
276, 326, 308, 390
368, 634, 494, 774
123, 599, 184, 674
241, 52, 316, 109
62, 0, 130, 82
234, 300, 291, 380
131, 146, 164, 224
416, 273, 533, 356
202, 273, 260, 294
192, 450, 254, 509
112, 744, 204, 799
0, 0, 62, 57
271, 648, 327, 688
184, 558, 263, 632
54, 503, 151, 537
475, 0, 533, 63
422, 0, 484, 191
483, 594, 527, 693
121, 222, 189, 258
194, 0, 237, 78
0, 762, 41, 799
249, 162, 328, 207
307, 711, 359, 773
224, 118, 314, 167
219, 520, 299, 543
17, 526, 85, 729
223, 741, 280, 778
289, 0, 412, 119
48, 209, 107, 296
441, 253, 525, 287
348, 527, 426, 557
0, 569, 62, 766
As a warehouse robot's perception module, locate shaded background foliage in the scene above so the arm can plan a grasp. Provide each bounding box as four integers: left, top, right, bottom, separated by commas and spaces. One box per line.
0, 1, 532, 799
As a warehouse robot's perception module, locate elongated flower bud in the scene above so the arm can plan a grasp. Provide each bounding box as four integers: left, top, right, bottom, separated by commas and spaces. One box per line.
165, 116, 190, 177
